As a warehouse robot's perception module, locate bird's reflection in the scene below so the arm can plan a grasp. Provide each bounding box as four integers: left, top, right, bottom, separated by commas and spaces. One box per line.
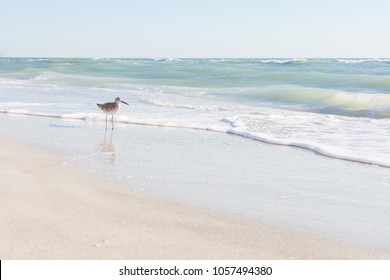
100, 128, 117, 165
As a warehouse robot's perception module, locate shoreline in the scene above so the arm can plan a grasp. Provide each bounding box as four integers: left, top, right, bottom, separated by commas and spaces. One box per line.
1, 135, 389, 259
1, 110, 390, 169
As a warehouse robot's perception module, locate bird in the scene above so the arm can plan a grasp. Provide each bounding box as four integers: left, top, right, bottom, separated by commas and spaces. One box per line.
97, 97, 129, 129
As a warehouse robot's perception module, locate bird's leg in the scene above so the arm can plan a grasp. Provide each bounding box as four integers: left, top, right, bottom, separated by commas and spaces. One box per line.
105, 114, 108, 130
112, 115, 114, 130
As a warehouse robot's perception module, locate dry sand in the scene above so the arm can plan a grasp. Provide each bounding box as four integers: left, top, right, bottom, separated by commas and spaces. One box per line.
0, 136, 388, 259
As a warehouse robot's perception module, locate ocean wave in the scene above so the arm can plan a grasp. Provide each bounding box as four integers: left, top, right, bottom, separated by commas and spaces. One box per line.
230, 85, 390, 118
259, 58, 309, 64
32, 72, 60, 81
337, 58, 390, 64
153, 58, 184, 62
145, 99, 229, 111
208, 59, 234, 63
227, 127, 390, 168
0, 77, 32, 87
206, 58, 310, 64
26, 58, 52, 62
221, 115, 390, 168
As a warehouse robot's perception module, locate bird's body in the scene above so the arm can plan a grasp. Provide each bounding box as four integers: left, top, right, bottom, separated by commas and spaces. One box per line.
97, 97, 129, 129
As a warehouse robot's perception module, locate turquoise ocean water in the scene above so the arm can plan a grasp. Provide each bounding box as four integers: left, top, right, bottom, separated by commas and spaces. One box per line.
1, 57, 390, 166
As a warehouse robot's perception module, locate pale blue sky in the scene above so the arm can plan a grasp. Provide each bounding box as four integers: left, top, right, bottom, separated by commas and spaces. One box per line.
1, 0, 389, 58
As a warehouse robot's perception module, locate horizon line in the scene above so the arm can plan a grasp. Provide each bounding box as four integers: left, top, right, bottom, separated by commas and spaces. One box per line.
1, 56, 390, 59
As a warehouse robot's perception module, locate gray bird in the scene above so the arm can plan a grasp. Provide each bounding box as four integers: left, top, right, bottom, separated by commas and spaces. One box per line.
97, 97, 129, 129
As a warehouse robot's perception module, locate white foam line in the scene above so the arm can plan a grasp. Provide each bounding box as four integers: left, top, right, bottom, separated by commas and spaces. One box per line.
227, 127, 390, 169
2, 110, 389, 168
0, 110, 60, 118
0, 110, 227, 132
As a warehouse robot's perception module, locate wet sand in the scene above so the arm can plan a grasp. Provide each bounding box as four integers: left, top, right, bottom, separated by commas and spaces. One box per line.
1, 136, 388, 259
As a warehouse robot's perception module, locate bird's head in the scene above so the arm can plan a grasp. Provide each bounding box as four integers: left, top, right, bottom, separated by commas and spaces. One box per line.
115, 97, 129, 105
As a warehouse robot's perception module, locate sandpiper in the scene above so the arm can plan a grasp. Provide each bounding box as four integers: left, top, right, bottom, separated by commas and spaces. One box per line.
97, 97, 129, 129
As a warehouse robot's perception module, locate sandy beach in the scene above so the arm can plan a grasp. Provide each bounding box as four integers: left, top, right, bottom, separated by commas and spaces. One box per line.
1, 130, 389, 259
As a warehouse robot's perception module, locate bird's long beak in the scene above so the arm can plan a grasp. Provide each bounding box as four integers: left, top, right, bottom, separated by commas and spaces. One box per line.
121, 100, 129, 105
